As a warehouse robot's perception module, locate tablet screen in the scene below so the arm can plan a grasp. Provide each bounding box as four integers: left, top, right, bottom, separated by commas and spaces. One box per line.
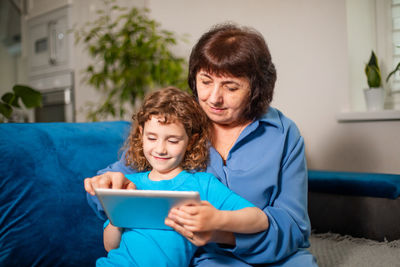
95, 189, 200, 229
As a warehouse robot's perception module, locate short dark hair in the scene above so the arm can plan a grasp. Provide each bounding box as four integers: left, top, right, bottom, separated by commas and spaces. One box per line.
125, 87, 210, 171
188, 23, 277, 120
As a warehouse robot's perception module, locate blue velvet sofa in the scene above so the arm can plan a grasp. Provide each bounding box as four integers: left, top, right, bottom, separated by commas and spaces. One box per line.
0, 121, 131, 266
308, 170, 400, 241
1, 121, 400, 266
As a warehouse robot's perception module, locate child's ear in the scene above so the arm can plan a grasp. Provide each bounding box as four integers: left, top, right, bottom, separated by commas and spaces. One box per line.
139, 126, 143, 134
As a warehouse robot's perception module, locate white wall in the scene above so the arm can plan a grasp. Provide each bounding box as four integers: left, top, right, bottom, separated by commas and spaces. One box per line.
0, 42, 29, 121
0, 44, 16, 95
346, 0, 377, 111
71, 0, 400, 174
0, 0, 21, 96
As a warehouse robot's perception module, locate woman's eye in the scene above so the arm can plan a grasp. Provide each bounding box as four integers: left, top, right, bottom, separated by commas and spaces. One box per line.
147, 137, 156, 141
223, 83, 239, 91
201, 80, 211, 85
168, 139, 179, 144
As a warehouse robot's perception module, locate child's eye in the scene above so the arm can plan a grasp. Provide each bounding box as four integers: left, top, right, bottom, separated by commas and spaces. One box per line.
201, 80, 211, 85
147, 136, 156, 141
168, 139, 179, 144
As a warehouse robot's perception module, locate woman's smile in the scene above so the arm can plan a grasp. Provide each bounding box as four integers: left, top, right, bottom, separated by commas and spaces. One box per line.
209, 105, 227, 113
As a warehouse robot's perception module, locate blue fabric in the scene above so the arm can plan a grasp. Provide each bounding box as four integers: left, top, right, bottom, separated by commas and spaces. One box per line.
87, 107, 315, 266
199, 107, 312, 265
97, 171, 254, 266
192, 248, 317, 267
308, 170, 400, 199
0, 121, 130, 266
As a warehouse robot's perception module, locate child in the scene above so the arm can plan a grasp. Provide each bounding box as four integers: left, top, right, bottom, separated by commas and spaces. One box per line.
96, 87, 269, 267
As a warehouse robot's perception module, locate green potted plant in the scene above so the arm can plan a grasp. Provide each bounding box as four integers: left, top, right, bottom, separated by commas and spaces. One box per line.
364, 51, 384, 111
75, 0, 188, 121
0, 85, 42, 123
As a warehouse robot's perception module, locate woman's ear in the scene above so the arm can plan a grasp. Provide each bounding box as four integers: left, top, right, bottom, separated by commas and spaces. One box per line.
139, 126, 143, 135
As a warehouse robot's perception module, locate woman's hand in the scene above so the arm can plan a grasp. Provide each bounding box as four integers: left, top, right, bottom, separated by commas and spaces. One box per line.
84, 171, 136, 195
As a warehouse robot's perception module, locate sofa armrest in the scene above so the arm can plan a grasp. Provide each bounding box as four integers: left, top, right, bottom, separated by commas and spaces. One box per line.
307, 170, 400, 241
308, 170, 400, 199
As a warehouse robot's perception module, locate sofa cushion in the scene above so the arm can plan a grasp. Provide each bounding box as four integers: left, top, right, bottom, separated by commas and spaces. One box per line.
0, 121, 130, 266
308, 170, 400, 199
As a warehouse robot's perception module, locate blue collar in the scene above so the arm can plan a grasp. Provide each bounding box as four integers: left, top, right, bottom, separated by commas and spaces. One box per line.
259, 107, 283, 130
225, 107, 281, 152
241, 107, 282, 139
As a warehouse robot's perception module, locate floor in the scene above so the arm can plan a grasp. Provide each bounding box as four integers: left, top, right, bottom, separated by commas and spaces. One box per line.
309, 232, 400, 267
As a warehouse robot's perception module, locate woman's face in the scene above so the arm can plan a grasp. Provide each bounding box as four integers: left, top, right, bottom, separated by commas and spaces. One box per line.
196, 70, 251, 126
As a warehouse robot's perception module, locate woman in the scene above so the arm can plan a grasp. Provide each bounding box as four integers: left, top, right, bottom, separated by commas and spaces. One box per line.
85, 23, 317, 266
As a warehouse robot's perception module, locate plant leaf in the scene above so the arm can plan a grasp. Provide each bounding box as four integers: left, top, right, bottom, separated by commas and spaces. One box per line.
367, 51, 378, 68
386, 62, 400, 83
74, 2, 187, 121
365, 65, 381, 88
0, 102, 12, 118
13, 85, 42, 108
1, 92, 20, 107
365, 51, 382, 88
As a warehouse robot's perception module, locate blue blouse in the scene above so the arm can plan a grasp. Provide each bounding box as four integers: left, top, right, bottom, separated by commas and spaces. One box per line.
87, 107, 311, 264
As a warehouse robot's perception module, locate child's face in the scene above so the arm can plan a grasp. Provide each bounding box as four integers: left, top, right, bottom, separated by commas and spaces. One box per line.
142, 116, 189, 179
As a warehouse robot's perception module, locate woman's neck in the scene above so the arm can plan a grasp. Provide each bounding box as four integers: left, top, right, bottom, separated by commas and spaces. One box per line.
211, 120, 252, 163
212, 120, 251, 133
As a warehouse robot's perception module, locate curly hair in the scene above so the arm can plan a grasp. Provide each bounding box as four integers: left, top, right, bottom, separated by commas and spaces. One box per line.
125, 87, 210, 172
188, 23, 277, 120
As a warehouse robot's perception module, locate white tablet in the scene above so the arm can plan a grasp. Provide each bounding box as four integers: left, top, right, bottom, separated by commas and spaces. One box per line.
95, 188, 200, 230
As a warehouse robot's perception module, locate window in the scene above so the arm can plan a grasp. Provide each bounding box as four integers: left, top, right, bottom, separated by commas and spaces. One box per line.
345, 0, 399, 112
338, 0, 400, 122
390, 0, 400, 92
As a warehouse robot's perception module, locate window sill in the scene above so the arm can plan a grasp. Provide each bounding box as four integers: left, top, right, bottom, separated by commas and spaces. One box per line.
336, 109, 400, 122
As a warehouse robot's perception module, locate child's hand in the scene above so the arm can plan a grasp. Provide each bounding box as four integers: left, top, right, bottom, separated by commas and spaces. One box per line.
168, 201, 221, 232
164, 216, 215, 247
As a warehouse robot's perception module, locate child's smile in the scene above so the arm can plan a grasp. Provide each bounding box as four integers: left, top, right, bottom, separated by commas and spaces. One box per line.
142, 116, 189, 181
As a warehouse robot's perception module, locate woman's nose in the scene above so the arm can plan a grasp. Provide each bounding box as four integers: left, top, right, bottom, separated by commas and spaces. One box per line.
209, 85, 223, 105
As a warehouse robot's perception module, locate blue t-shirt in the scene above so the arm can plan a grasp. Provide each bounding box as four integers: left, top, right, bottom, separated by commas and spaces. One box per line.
96, 170, 254, 267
